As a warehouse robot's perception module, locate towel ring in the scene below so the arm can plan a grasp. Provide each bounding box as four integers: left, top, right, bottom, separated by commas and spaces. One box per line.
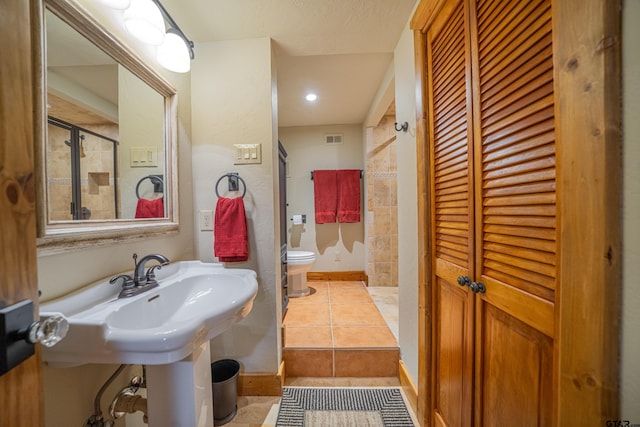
136, 175, 164, 199
215, 173, 247, 198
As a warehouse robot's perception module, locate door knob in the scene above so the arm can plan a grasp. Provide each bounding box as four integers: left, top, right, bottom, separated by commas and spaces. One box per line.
470, 281, 486, 294
457, 276, 471, 287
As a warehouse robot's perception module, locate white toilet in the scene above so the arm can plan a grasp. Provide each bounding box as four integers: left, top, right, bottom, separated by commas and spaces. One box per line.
286, 250, 316, 297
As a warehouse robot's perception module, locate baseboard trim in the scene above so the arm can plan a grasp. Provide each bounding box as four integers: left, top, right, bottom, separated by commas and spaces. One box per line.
307, 271, 368, 284
238, 361, 285, 396
398, 360, 418, 418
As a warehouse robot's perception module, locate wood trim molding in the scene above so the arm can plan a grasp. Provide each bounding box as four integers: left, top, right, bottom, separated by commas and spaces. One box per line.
398, 360, 419, 420
307, 271, 368, 284
555, 0, 621, 423
412, 24, 431, 427
36, 0, 180, 255
238, 362, 285, 396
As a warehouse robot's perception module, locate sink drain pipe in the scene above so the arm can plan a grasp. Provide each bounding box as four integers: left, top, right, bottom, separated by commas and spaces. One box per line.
109, 388, 148, 423
83, 364, 149, 427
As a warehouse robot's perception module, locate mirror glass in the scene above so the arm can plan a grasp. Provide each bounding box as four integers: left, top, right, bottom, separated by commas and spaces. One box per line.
38, 0, 179, 252
46, 10, 166, 221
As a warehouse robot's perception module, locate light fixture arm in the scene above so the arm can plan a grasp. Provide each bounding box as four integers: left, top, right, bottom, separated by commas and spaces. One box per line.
150, 0, 195, 59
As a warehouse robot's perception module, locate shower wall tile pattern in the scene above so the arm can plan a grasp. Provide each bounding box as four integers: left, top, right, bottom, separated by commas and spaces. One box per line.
366, 113, 398, 286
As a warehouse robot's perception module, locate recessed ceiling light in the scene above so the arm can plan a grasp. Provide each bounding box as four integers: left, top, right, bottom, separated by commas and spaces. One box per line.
305, 93, 318, 102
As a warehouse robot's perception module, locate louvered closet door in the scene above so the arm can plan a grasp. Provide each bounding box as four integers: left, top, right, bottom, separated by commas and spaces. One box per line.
470, 0, 555, 424
426, 0, 475, 425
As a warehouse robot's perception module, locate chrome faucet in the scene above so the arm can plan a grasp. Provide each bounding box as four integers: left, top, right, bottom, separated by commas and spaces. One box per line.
110, 253, 170, 298
133, 253, 170, 287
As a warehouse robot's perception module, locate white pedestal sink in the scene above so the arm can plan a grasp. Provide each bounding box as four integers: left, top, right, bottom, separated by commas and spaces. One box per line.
40, 261, 258, 427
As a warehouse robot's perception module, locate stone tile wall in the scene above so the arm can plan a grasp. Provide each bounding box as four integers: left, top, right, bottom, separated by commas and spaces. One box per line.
366, 113, 398, 286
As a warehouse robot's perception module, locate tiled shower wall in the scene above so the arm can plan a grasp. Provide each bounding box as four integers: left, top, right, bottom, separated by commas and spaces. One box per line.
366, 111, 398, 286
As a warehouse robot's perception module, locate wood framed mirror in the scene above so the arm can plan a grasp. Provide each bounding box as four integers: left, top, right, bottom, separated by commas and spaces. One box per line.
36, 0, 179, 255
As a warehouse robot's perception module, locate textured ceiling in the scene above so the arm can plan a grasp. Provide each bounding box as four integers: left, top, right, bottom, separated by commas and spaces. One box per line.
161, 0, 416, 126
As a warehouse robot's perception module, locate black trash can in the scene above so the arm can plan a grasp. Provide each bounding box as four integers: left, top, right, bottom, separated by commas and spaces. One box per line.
211, 359, 240, 426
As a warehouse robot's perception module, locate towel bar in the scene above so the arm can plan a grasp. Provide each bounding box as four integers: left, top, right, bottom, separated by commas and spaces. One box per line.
310, 170, 363, 180
135, 175, 164, 199
215, 173, 247, 198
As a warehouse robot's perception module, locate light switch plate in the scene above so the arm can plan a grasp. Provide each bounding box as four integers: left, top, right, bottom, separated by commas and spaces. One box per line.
233, 144, 262, 165
130, 146, 158, 167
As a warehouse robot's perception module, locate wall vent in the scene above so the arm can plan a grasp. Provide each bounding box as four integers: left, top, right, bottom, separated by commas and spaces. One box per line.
325, 134, 343, 145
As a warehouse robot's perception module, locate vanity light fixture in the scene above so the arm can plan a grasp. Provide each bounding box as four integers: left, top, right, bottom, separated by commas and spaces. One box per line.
98, 0, 131, 9
157, 29, 191, 73
153, 0, 195, 73
109, 0, 195, 72
123, 0, 165, 45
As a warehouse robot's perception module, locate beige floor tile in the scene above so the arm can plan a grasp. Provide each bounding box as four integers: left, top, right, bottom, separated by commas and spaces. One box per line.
330, 303, 387, 326
284, 376, 339, 387
224, 397, 280, 426
328, 280, 366, 289
289, 283, 329, 304
332, 326, 397, 348
283, 303, 330, 326
284, 326, 333, 348
329, 286, 375, 303
332, 377, 401, 387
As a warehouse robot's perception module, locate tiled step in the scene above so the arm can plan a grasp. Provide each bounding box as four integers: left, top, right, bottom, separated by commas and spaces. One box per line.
283, 348, 399, 377
283, 281, 399, 378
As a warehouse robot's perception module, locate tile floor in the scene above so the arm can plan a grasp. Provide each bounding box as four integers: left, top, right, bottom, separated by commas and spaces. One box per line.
282, 281, 399, 377
367, 286, 399, 341
222, 284, 405, 426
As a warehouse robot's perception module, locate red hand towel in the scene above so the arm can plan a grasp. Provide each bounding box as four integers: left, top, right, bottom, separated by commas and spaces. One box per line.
313, 170, 337, 224
134, 198, 164, 218
214, 197, 249, 262
337, 169, 361, 223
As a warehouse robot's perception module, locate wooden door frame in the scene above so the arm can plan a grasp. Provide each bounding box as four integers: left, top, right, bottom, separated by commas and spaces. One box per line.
0, 0, 45, 425
411, 0, 621, 425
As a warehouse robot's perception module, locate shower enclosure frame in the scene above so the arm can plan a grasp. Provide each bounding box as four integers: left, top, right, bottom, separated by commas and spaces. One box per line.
47, 116, 119, 220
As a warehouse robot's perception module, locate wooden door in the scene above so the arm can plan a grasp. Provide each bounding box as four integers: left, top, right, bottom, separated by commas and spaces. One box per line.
469, 0, 555, 424
0, 0, 44, 426
426, 0, 556, 425
426, 1, 475, 425
413, 0, 621, 425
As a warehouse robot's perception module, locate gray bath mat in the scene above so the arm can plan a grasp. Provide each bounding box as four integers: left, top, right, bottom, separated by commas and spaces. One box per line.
276, 387, 415, 426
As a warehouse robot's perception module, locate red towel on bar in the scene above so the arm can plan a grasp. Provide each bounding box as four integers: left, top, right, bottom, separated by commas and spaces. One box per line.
337, 169, 361, 223
214, 197, 249, 262
313, 170, 337, 224
134, 198, 164, 218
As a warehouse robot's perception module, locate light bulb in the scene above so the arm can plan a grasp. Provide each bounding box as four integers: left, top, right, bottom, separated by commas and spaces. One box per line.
123, 0, 165, 46
157, 29, 191, 73
305, 93, 318, 102
98, 0, 131, 9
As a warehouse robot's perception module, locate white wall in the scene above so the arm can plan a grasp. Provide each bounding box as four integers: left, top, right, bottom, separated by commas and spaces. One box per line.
38, 3, 194, 426
191, 38, 281, 373
118, 66, 166, 218
621, 0, 640, 420
393, 5, 420, 387
279, 125, 365, 271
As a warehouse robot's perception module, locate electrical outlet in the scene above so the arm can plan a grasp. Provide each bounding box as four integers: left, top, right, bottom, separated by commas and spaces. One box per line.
199, 210, 213, 231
